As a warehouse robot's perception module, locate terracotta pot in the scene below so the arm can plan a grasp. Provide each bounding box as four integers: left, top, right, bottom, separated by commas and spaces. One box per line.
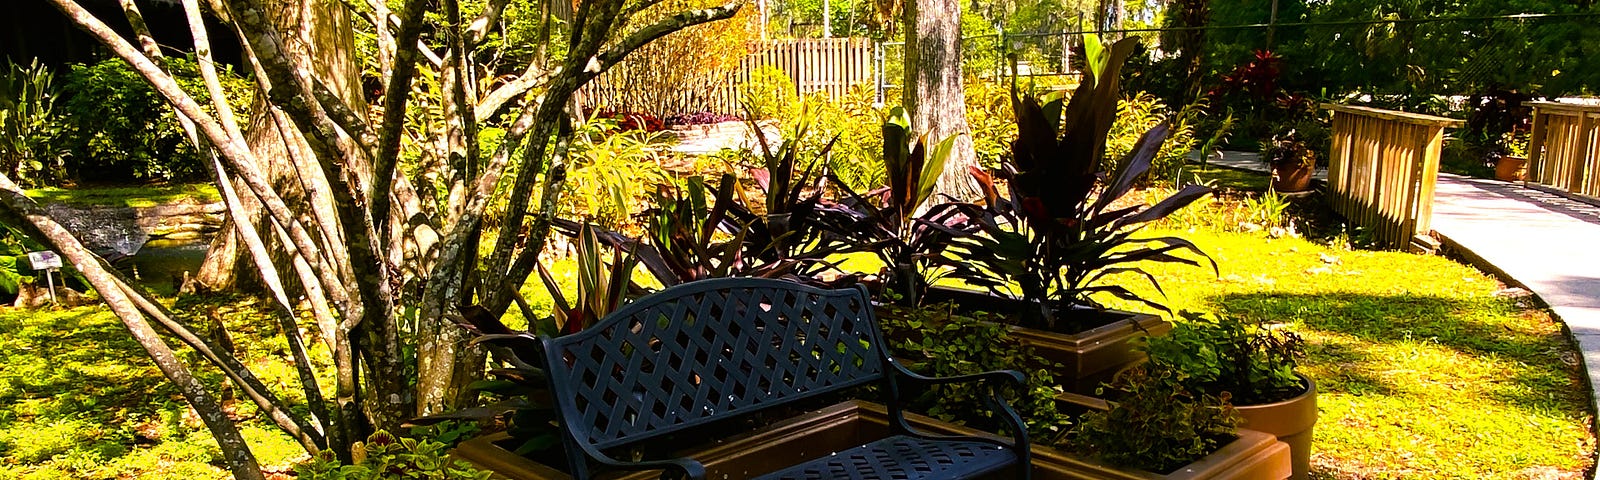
1270, 162, 1315, 193
912, 286, 1171, 394
1495, 155, 1528, 182
452, 400, 1291, 480
1234, 375, 1318, 480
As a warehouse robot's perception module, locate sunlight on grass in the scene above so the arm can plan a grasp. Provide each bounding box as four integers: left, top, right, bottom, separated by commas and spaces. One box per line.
0, 305, 304, 479
1098, 228, 1595, 479
25, 183, 220, 208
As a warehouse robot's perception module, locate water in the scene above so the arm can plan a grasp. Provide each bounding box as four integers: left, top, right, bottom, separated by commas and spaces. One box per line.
116, 241, 208, 291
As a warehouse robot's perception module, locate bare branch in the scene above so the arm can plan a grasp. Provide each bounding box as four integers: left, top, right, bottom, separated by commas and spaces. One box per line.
181, 0, 247, 144
465, 0, 513, 48
371, 0, 430, 237
597, 3, 744, 73
476, 61, 549, 121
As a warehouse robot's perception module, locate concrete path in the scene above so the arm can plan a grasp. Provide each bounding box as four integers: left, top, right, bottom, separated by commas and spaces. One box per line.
1203, 151, 1600, 444
670, 120, 779, 155
1429, 176, 1600, 405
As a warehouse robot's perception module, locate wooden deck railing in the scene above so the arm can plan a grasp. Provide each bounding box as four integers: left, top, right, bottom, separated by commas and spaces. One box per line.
1527, 101, 1600, 198
1324, 104, 1462, 251
580, 38, 877, 116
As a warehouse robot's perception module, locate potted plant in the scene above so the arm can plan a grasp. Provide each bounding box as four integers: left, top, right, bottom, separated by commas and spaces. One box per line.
923, 36, 1216, 392
1258, 95, 1326, 193
1057, 367, 1290, 479
1260, 129, 1316, 193
1495, 131, 1529, 182
1137, 312, 1317, 480
880, 305, 1292, 480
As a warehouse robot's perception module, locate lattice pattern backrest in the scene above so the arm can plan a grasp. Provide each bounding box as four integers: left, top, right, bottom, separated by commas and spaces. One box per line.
542, 278, 886, 450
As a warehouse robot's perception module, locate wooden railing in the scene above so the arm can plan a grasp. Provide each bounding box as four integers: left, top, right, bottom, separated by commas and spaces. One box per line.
1527, 101, 1600, 198
579, 38, 877, 117
1324, 104, 1462, 251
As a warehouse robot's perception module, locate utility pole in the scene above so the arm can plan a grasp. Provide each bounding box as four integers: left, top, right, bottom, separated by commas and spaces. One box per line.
759, 0, 769, 40
823, 0, 831, 37
1266, 0, 1280, 49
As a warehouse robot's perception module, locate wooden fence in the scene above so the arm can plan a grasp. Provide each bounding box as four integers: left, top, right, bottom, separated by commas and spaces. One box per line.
1324, 104, 1462, 251
578, 38, 877, 117
1527, 101, 1600, 198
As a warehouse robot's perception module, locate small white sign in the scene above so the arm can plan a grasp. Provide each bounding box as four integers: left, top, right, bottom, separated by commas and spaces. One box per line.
27, 251, 63, 270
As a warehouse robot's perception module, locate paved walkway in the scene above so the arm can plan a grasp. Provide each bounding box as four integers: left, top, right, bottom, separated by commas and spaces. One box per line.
1203, 151, 1600, 441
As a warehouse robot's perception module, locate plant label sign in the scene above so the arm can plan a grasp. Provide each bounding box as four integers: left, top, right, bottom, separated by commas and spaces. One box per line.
27, 251, 63, 270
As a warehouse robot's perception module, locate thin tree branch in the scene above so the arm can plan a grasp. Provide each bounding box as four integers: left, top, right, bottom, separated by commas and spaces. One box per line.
371, 0, 429, 238
476, 61, 549, 121
465, 0, 513, 48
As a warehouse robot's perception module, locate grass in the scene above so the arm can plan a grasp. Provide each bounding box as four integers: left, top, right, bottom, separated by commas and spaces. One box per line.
1088, 167, 1595, 479
1097, 227, 1593, 479
25, 183, 220, 208
0, 302, 307, 479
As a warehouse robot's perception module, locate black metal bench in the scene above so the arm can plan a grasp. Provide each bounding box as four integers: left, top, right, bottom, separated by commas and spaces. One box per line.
539, 277, 1031, 480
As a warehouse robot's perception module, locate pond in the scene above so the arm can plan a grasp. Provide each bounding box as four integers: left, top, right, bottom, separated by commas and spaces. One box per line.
114, 240, 208, 294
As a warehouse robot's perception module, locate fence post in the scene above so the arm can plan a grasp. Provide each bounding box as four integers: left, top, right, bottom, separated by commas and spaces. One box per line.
1525, 101, 1600, 199
1322, 104, 1461, 251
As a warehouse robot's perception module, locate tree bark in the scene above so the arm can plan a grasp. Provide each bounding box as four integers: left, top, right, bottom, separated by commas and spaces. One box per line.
903, 0, 981, 202
197, 0, 363, 295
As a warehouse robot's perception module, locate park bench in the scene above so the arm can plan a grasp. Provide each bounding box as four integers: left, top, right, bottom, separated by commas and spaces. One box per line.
539, 277, 1031, 480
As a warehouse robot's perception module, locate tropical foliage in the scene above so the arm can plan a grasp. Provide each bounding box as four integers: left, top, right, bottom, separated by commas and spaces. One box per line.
933, 37, 1215, 329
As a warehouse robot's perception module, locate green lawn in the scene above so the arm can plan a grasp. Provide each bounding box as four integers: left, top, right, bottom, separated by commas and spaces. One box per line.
0, 301, 307, 479
25, 183, 220, 208
1097, 227, 1594, 479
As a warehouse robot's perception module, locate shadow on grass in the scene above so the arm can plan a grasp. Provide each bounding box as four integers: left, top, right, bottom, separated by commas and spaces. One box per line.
1216, 291, 1586, 414
0, 307, 179, 426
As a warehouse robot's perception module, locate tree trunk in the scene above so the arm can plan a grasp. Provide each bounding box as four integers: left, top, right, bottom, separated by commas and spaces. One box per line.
903, 0, 980, 202
197, 0, 362, 295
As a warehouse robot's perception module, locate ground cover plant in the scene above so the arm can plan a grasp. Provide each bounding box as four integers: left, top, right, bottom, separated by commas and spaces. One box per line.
0, 301, 306, 479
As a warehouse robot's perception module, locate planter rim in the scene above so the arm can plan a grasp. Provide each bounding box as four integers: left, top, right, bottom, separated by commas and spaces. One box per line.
1233, 373, 1316, 410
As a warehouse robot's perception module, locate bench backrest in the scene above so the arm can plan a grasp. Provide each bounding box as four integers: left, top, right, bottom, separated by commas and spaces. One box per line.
541, 278, 887, 450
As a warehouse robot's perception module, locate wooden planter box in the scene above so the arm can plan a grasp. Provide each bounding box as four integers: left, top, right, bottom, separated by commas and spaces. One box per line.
913, 286, 1171, 394
453, 401, 1288, 480
1058, 373, 1315, 480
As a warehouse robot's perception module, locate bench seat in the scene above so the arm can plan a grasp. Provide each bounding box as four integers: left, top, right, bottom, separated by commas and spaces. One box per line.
753, 435, 1017, 480
540, 278, 1030, 480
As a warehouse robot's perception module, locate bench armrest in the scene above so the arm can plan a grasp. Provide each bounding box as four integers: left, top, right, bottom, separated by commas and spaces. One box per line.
886, 359, 1025, 388
585, 451, 707, 480
883, 357, 1032, 480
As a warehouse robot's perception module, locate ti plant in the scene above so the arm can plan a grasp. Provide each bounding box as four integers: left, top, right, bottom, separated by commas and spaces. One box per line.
553, 173, 808, 287
428, 224, 644, 459
813, 106, 968, 304
560, 110, 860, 288
933, 36, 1217, 330
537, 223, 640, 335
737, 103, 856, 277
